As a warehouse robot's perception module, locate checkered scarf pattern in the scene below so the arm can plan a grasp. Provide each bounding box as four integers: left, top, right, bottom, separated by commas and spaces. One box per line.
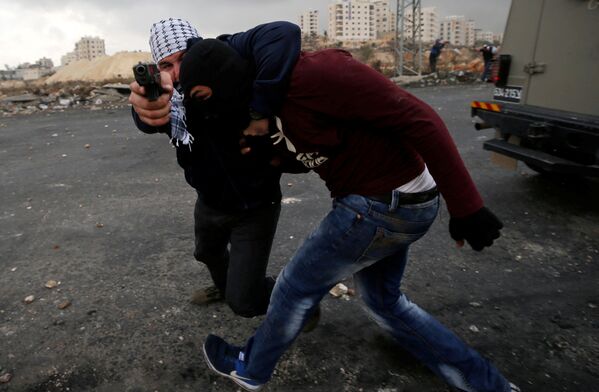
149, 18, 200, 62
169, 88, 194, 149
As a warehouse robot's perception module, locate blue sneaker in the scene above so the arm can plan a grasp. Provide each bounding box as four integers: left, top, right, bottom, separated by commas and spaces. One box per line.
203, 334, 263, 391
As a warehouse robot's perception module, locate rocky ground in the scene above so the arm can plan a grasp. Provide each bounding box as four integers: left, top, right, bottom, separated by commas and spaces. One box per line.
0, 84, 598, 392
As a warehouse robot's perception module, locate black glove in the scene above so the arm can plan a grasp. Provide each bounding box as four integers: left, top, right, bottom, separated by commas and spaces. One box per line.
449, 207, 503, 251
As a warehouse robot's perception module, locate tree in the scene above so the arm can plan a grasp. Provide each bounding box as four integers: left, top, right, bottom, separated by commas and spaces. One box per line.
357, 44, 375, 63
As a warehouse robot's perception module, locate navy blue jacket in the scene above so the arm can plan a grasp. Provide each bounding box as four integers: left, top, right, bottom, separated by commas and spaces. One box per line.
132, 21, 301, 212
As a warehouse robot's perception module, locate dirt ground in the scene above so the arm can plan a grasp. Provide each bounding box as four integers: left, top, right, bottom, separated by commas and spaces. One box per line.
0, 85, 598, 392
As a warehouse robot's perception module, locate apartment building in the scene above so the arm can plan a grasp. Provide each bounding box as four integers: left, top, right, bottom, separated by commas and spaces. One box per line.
404, 6, 439, 43
328, 0, 394, 41
61, 36, 106, 66
299, 10, 319, 36
76, 36, 106, 61
373, 0, 396, 37
329, 0, 375, 41
465, 19, 476, 46
440, 15, 475, 46
325, 1, 487, 46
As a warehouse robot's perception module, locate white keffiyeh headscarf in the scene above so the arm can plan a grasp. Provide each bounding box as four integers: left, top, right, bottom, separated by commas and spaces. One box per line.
149, 18, 200, 63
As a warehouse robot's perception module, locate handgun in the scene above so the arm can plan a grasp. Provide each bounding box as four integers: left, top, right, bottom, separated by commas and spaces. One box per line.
132, 62, 163, 101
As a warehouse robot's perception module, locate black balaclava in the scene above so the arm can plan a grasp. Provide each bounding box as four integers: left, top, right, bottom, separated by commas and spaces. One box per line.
180, 38, 254, 136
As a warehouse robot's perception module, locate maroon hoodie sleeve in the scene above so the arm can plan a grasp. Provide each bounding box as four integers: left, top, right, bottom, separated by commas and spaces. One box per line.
289, 49, 483, 217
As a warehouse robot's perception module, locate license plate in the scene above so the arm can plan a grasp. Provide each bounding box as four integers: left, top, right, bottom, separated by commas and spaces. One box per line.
493, 86, 522, 103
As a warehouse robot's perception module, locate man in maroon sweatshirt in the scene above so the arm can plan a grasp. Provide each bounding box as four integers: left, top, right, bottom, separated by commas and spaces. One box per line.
180, 39, 518, 392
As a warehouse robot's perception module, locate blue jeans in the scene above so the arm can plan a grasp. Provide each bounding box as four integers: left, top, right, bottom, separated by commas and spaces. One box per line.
482, 60, 493, 81
243, 194, 510, 392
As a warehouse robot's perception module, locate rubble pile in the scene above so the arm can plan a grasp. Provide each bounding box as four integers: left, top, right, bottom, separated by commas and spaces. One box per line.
0, 51, 153, 117
392, 70, 484, 88
0, 83, 131, 117
343, 44, 488, 83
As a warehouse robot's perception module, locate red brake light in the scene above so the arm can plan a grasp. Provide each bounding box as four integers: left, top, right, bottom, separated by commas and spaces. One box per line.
495, 54, 512, 87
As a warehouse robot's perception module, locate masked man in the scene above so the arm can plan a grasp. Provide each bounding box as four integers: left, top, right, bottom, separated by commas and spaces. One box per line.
129, 19, 300, 317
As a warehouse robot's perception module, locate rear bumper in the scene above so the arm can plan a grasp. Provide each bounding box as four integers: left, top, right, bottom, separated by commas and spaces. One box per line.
483, 139, 599, 176
471, 102, 599, 174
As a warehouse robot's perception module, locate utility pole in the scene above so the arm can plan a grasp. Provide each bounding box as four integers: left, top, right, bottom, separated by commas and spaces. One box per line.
395, 0, 422, 76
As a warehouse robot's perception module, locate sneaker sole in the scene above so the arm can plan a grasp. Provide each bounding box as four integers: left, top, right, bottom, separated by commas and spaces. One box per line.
202, 342, 263, 392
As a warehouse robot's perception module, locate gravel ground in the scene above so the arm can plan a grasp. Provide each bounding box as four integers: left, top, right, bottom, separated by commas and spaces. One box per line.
1, 84, 598, 392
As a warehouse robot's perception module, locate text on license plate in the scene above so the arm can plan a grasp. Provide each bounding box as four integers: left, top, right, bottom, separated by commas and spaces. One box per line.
493, 86, 522, 103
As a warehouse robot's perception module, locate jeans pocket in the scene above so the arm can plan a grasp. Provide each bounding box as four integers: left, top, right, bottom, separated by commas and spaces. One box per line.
333, 199, 367, 238
360, 226, 427, 262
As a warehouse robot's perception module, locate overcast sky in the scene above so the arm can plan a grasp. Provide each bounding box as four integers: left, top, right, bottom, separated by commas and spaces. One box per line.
0, 0, 511, 68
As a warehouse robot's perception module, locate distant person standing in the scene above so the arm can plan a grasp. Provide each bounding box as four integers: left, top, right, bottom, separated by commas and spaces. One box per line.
429, 38, 448, 73
479, 44, 497, 82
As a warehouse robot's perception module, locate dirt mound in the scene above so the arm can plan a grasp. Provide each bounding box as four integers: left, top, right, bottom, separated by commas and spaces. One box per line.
45, 52, 152, 84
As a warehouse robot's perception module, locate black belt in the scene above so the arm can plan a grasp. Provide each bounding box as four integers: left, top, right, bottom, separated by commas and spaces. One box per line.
368, 187, 438, 205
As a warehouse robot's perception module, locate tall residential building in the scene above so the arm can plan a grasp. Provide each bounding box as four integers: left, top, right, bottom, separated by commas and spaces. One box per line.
75, 36, 106, 61
61, 36, 106, 66
299, 10, 319, 36
328, 0, 394, 41
440, 16, 475, 46
465, 19, 476, 46
329, 0, 375, 41
373, 0, 396, 37
404, 6, 440, 43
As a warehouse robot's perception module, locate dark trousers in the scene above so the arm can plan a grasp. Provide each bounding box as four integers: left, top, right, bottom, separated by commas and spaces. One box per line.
429, 54, 438, 73
193, 195, 281, 317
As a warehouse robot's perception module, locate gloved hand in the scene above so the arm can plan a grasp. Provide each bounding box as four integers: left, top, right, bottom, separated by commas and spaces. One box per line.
449, 207, 503, 251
